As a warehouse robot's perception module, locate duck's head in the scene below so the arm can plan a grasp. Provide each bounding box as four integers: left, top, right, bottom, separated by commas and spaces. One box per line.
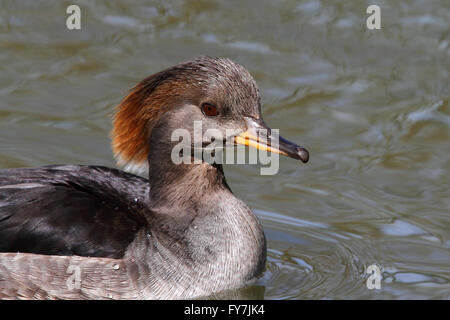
111, 57, 308, 173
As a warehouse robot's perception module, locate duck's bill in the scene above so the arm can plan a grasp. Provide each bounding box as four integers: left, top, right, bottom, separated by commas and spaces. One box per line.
234, 117, 309, 163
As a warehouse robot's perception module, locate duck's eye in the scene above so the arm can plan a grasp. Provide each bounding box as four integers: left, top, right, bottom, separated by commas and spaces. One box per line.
201, 103, 219, 117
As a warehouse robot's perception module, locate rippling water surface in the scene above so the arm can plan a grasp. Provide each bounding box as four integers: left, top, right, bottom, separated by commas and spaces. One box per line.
0, 1, 449, 299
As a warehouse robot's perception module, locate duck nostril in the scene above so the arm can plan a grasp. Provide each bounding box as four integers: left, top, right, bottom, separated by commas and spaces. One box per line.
296, 147, 309, 163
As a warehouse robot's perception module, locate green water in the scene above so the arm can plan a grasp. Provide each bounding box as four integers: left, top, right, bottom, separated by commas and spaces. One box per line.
0, 1, 449, 299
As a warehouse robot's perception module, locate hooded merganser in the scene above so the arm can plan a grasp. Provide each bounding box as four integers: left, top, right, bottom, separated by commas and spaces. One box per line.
0, 57, 308, 299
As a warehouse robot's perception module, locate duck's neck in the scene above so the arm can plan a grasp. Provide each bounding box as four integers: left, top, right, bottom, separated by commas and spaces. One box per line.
148, 151, 230, 212
130, 137, 266, 298
145, 109, 233, 212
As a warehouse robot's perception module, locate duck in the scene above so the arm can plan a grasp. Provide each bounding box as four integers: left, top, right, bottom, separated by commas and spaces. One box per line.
0, 57, 308, 299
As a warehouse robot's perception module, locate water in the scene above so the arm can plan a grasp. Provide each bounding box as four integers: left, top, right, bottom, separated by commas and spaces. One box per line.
0, 0, 449, 299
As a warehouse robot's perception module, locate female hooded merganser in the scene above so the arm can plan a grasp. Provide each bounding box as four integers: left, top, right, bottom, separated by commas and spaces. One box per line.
0, 57, 308, 299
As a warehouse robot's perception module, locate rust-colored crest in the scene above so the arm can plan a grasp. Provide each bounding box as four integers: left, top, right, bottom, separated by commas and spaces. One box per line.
111, 57, 260, 174
111, 72, 189, 173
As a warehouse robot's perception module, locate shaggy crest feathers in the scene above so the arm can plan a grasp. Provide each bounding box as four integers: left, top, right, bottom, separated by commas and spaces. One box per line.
111, 76, 187, 174
111, 57, 259, 174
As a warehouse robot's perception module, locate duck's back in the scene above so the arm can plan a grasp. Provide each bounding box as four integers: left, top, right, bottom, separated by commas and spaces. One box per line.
0, 165, 149, 258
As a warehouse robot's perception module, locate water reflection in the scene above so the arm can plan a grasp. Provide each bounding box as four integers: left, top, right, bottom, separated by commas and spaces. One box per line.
0, 0, 449, 299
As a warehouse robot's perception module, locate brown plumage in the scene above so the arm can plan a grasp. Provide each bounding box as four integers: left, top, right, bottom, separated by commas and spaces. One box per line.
0, 57, 309, 299
111, 75, 189, 170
